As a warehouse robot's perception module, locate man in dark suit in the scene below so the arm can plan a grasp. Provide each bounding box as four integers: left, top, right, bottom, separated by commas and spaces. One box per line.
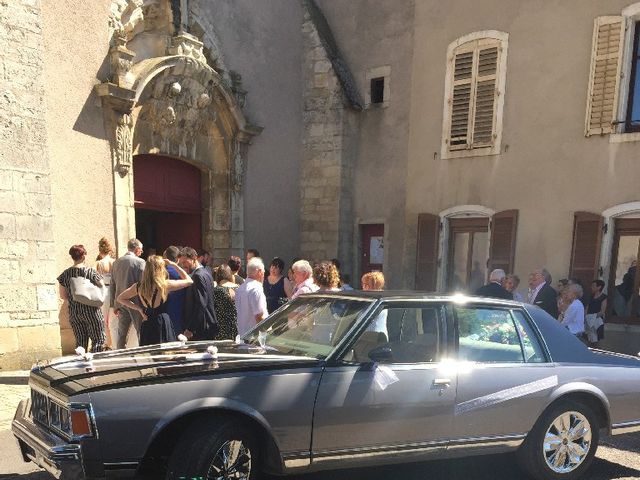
475, 269, 513, 300
528, 269, 558, 318
178, 247, 218, 340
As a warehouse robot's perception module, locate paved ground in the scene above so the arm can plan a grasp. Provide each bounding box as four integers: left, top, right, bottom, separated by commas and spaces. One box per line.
1, 372, 640, 479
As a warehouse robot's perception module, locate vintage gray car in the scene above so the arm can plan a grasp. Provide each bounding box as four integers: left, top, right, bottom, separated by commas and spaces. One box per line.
12, 292, 640, 480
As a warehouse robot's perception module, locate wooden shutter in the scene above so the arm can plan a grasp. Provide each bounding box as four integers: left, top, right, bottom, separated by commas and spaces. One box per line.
448, 39, 501, 151
489, 210, 518, 274
449, 49, 474, 149
415, 213, 440, 291
472, 44, 499, 146
569, 212, 604, 286
585, 16, 624, 136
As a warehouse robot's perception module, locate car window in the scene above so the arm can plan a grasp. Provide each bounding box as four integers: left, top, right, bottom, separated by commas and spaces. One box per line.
345, 305, 442, 364
456, 307, 525, 363
242, 297, 374, 359
511, 309, 547, 363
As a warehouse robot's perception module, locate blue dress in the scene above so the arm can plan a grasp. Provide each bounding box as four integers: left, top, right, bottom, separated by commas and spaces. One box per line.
165, 265, 186, 334
263, 276, 287, 314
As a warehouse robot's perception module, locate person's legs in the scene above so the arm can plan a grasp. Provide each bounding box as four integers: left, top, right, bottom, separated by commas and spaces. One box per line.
115, 308, 133, 349
123, 310, 143, 348
87, 312, 107, 352
70, 315, 89, 351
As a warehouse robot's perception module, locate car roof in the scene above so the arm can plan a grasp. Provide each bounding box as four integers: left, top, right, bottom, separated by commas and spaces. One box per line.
305, 290, 525, 307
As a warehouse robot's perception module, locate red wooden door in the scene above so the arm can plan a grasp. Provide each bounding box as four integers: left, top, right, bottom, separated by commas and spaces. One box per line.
361, 224, 384, 276
133, 155, 202, 253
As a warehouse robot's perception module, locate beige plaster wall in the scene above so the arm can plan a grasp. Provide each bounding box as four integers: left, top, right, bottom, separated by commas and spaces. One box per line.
405, 0, 640, 288
318, 0, 415, 288
195, 0, 304, 267
41, 0, 114, 352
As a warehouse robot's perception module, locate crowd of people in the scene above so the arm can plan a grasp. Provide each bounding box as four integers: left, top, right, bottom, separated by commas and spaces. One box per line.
57, 236, 619, 353
474, 268, 608, 346
57, 238, 362, 353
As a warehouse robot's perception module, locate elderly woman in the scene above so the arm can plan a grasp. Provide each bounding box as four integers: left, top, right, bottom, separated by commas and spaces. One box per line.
291, 260, 319, 299
57, 245, 106, 352
313, 261, 341, 292
559, 283, 585, 338
361, 271, 387, 339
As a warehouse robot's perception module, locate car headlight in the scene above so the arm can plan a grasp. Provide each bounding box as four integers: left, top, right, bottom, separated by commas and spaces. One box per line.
31, 389, 96, 440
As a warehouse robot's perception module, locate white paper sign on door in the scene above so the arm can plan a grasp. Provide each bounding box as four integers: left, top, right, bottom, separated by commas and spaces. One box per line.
369, 236, 384, 264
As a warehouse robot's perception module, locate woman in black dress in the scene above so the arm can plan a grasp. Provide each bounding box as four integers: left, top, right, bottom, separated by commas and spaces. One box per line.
213, 265, 238, 340
264, 257, 287, 313
117, 256, 192, 346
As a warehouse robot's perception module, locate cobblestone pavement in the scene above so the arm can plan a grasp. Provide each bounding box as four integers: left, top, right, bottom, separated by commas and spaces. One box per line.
1, 373, 640, 479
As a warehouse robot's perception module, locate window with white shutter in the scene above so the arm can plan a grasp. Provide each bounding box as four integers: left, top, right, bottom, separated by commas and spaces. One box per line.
585, 16, 624, 136
441, 31, 508, 159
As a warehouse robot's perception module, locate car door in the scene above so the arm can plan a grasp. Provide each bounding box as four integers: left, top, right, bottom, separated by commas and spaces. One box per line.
311, 302, 456, 467
451, 305, 556, 446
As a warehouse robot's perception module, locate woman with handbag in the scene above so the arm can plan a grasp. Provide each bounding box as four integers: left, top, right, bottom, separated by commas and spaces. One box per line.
117, 256, 193, 346
57, 244, 107, 352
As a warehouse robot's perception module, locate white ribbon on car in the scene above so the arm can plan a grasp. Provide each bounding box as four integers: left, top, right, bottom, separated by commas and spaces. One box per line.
373, 364, 399, 390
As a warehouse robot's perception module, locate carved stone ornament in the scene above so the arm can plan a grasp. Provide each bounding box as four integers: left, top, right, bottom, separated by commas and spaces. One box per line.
168, 33, 207, 64
232, 141, 244, 191
110, 44, 136, 87
114, 113, 134, 176
108, 0, 144, 45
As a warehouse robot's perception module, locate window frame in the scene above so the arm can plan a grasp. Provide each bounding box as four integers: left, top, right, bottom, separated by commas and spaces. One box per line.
441, 30, 509, 160
625, 21, 640, 132
337, 300, 448, 365
452, 304, 550, 364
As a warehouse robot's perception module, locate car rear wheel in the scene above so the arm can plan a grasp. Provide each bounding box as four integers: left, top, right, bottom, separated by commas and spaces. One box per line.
166, 417, 258, 480
517, 401, 599, 480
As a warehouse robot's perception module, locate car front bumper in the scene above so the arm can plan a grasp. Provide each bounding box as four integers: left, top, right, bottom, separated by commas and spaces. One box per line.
12, 398, 85, 479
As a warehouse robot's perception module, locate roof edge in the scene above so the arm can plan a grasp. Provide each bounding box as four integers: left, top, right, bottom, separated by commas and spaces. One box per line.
303, 0, 364, 110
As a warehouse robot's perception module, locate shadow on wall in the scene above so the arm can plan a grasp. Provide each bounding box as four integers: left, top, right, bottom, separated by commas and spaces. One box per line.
71, 52, 110, 140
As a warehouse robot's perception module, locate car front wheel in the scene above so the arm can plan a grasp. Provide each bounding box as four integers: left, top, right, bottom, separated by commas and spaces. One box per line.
166, 417, 258, 480
518, 401, 599, 480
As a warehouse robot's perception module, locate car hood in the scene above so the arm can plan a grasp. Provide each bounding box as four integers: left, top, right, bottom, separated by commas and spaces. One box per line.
30, 341, 320, 395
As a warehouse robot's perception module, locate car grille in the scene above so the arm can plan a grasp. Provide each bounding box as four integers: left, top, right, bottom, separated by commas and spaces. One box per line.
30, 389, 72, 438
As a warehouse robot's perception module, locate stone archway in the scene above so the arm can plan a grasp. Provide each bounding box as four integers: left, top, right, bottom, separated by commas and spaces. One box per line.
96, 1, 261, 263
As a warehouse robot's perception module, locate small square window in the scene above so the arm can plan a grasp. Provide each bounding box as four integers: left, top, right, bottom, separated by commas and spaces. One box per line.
370, 77, 385, 104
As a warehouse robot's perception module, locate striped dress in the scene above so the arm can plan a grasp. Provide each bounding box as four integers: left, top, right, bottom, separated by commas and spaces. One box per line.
57, 266, 106, 352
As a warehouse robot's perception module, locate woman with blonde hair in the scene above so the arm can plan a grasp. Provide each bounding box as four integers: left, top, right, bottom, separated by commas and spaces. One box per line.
117, 256, 193, 346
95, 237, 115, 348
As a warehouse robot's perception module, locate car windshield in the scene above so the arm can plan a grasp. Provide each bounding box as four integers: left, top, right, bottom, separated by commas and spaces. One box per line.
242, 296, 374, 359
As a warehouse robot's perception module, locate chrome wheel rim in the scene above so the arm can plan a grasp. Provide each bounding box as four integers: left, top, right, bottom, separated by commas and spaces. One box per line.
543, 411, 592, 474
207, 439, 252, 480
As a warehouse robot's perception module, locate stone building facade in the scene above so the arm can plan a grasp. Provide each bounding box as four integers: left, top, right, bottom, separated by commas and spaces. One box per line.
6, 0, 640, 368
1, 0, 60, 367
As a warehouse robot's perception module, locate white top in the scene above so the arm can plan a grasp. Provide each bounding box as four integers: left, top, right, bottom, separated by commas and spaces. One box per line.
235, 278, 269, 336
292, 278, 319, 299
561, 299, 585, 335
527, 282, 546, 304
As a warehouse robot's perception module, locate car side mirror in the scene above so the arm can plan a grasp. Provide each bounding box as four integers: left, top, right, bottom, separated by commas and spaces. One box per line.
368, 346, 393, 363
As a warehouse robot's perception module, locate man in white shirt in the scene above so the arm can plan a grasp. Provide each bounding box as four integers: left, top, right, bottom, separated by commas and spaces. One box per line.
291, 260, 319, 299
235, 257, 269, 336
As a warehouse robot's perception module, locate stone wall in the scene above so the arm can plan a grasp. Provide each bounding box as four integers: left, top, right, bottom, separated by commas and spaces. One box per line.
0, 0, 60, 370
300, 2, 357, 270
